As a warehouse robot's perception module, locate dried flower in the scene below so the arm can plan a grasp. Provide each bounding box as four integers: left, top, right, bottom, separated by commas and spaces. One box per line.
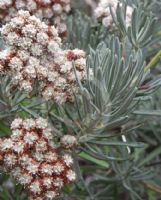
0, 0, 71, 37
94, 0, 133, 27
0, 117, 76, 199
0, 10, 87, 104
60, 135, 78, 149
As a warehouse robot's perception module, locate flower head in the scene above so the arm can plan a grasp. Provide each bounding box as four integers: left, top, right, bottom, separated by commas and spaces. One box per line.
0, 117, 76, 199
0, 0, 71, 37
60, 135, 78, 150
95, 0, 133, 27
0, 10, 87, 104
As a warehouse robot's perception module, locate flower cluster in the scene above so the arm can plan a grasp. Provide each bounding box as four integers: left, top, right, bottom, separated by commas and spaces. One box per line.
60, 134, 78, 149
0, 117, 76, 200
94, 0, 133, 27
0, 10, 86, 103
0, 0, 71, 37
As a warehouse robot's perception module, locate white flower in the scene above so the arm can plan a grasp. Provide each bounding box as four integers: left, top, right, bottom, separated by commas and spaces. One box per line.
36, 65, 48, 78
35, 141, 48, 152
22, 24, 37, 38
6, 32, 19, 45
17, 50, 30, 62
11, 118, 23, 129
29, 181, 41, 194
25, 65, 37, 78
42, 128, 53, 140
41, 87, 54, 100
43, 8, 53, 18
0, 10, 87, 103
33, 152, 44, 162
10, 15, 25, 28
60, 135, 77, 149
48, 41, 60, 54
18, 37, 33, 49
23, 119, 36, 129
26, 0, 37, 11
45, 151, 58, 162
24, 132, 38, 145
0, 0, 12, 8
15, 0, 26, 9
52, 4, 63, 14
1, 139, 13, 151
63, 154, 73, 167
36, 117, 48, 129
37, 32, 49, 45
45, 191, 57, 199
53, 178, 64, 188
43, 177, 52, 188
53, 162, 64, 174
20, 80, 32, 92
14, 141, 25, 154
28, 56, 40, 67
41, 164, 53, 175
60, 61, 72, 73
26, 162, 39, 174
18, 173, 32, 185
31, 44, 43, 57
4, 154, 17, 166
66, 170, 76, 182
11, 129, 23, 140
8, 56, 23, 71
72, 49, 86, 58
20, 154, 31, 166
95, 0, 133, 27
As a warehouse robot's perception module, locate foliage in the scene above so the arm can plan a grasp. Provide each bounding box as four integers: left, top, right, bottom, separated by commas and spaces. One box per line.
0, 0, 161, 200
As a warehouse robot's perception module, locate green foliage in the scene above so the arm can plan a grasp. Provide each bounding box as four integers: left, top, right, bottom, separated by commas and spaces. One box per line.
1, 0, 161, 200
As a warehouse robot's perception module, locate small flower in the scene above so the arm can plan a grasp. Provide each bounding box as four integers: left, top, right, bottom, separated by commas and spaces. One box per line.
18, 173, 32, 185
60, 135, 78, 149
36, 117, 48, 129
11, 129, 23, 141
42, 128, 53, 140
43, 177, 53, 188
4, 153, 17, 167
26, 161, 39, 174
35, 139, 48, 152
41, 163, 53, 175
24, 132, 38, 145
63, 154, 73, 167
66, 170, 76, 182
45, 191, 58, 199
33, 152, 44, 162
29, 180, 41, 194
94, 0, 133, 28
11, 118, 23, 129
20, 154, 32, 167
8, 56, 23, 71
1, 139, 13, 151
20, 80, 32, 92
14, 141, 25, 154
45, 151, 58, 162
53, 162, 64, 175
53, 177, 64, 189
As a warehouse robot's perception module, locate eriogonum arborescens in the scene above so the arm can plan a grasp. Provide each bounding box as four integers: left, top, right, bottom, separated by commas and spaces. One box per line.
60, 134, 78, 149
0, 117, 77, 200
0, 0, 71, 38
0, 10, 87, 104
94, 0, 133, 27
